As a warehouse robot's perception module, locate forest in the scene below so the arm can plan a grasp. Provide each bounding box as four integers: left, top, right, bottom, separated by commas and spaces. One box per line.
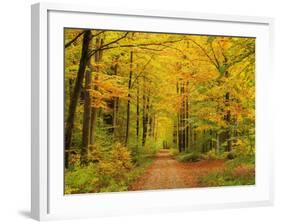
64, 28, 255, 194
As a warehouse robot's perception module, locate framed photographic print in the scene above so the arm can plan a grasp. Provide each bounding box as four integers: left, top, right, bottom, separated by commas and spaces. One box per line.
31, 2, 274, 221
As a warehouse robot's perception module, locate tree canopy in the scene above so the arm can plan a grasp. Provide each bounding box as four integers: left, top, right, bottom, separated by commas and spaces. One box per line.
64, 29, 255, 194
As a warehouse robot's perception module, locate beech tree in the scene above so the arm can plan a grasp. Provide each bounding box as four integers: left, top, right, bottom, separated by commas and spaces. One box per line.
64, 29, 255, 165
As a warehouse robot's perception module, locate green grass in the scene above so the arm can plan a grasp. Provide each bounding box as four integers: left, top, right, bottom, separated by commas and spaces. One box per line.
64, 149, 156, 194
175, 152, 203, 162
198, 154, 255, 187
173, 149, 228, 163
172, 148, 255, 187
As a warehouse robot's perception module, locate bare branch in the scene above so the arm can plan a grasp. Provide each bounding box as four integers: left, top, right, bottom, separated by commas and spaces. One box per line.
131, 55, 155, 89
65, 30, 105, 49
90, 38, 185, 57
65, 31, 85, 48
186, 37, 219, 69
88, 32, 129, 58
210, 41, 220, 68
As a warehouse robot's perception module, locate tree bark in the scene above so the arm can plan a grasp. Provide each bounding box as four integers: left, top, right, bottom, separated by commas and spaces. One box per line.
179, 81, 185, 152
142, 78, 148, 147
185, 82, 189, 152
80, 70, 92, 165
148, 105, 153, 137
136, 78, 140, 146
64, 30, 92, 169
125, 50, 133, 146
216, 132, 220, 153
90, 38, 104, 145
113, 63, 119, 138
225, 92, 232, 151
176, 81, 181, 152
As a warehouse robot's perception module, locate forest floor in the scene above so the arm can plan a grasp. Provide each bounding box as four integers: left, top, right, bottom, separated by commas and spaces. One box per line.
129, 149, 225, 191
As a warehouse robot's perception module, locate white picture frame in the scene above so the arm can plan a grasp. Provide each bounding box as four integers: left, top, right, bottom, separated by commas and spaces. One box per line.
31, 2, 274, 221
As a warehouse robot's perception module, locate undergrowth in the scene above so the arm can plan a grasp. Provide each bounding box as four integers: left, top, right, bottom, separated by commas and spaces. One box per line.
65, 143, 157, 194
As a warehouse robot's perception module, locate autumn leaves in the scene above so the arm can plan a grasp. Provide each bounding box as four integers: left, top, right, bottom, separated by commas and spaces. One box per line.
64, 29, 255, 171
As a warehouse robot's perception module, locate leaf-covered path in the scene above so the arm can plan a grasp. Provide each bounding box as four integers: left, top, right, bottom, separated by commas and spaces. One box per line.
129, 149, 225, 191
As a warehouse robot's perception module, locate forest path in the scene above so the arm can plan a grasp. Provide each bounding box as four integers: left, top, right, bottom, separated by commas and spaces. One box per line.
129, 149, 225, 191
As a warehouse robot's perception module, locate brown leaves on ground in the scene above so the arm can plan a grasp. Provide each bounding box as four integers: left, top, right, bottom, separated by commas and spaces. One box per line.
129, 149, 225, 191
232, 164, 255, 179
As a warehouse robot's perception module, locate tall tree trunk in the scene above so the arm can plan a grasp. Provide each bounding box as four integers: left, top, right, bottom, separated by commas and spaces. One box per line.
125, 50, 133, 145
181, 82, 185, 152
189, 126, 192, 151
194, 130, 197, 151
185, 82, 189, 151
216, 132, 220, 153
154, 117, 158, 140
179, 81, 185, 152
202, 130, 206, 153
152, 114, 156, 139
64, 30, 92, 169
148, 105, 153, 137
173, 122, 177, 144
104, 60, 118, 133
176, 81, 181, 152
225, 91, 232, 151
145, 92, 150, 142
177, 111, 180, 152
142, 78, 148, 147
136, 78, 140, 146
90, 38, 104, 145
209, 130, 213, 151
80, 70, 92, 165
113, 63, 119, 139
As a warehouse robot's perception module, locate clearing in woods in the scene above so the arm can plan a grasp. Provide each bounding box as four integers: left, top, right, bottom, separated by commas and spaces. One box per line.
129, 149, 225, 191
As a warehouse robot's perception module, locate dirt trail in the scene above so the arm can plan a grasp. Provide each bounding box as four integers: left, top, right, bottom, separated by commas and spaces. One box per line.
129, 149, 225, 191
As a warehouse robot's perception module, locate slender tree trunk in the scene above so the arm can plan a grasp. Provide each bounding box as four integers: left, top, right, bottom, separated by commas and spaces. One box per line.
142, 89, 146, 147
202, 130, 206, 153
142, 78, 148, 147
178, 81, 182, 152
216, 132, 220, 153
144, 92, 150, 145
81, 70, 92, 165
177, 112, 180, 152
209, 130, 213, 150
188, 126, 191, 151
148, 106, 153, 137
185, 82, 189, 152
152, 114, 156, 139
180, 81, 185, 152
90, 38, 103, 145
176, 81, 181, 152
125, 50, 133, 146
182, 82, 186, 152
194, 130, 197, 151
64, 30, 92, 169
113, 63, 119, 139
113, 98, 119, 138
154, 117, 158, 140
225, 91, 232, 151
136, 79, 140, 145
173, 122, 177, 144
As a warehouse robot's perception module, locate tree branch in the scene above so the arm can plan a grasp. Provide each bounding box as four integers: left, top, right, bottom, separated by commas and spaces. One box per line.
130, 55, 155, 89
65, 31, 85, 48
89, 38, 185, 57
65, 30, 105, 49
210, 41, 220, 68
88, 32, 129, 58
186, 37, 219, 69
226, 49, 255, 70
